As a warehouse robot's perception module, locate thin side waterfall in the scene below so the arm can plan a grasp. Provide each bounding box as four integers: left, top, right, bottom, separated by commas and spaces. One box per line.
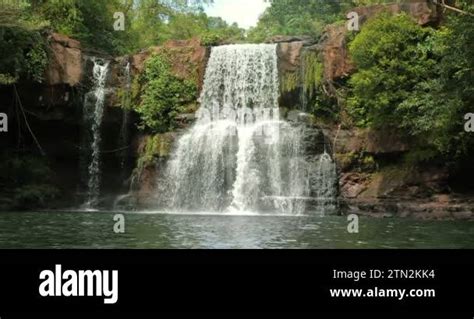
313, 151, 338, 212
118, 62, 131, 172
159, 44, 336, 215
113, 62, 135, 211
82, 58, 110, 210
300, 49, 308, 112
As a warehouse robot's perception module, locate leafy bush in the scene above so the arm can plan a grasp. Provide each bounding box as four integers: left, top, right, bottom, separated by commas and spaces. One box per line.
248, 0, 352, 42
0, 13, 48, 84
135, 52, 197, 133
0, 155, 59, 209
347, 11, 474, 162
348, 14, 437, 127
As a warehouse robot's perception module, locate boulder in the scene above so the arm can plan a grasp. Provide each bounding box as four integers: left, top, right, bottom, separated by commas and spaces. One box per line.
45, 33, 83, 86
335, 128, 410, 155
49, 32, 81, 49
317, 25, 355, 82
277, 41, 305, 73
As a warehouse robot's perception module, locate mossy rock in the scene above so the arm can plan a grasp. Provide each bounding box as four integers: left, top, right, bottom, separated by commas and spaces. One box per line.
137, 133, 175, 170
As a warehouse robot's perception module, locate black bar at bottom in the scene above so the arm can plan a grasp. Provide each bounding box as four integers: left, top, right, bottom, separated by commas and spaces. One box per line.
0, 250, 472, 314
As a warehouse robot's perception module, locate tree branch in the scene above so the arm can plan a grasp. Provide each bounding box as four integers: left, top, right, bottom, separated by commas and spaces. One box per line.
13, 85, 46, 156
432, 0, 474, 16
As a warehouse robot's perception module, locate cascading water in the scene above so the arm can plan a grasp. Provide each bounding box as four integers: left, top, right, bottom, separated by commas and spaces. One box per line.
313, 151, 338, 212
118, 62, 131, 172
160, 44, 336, 215
82, 58, 110, 210
113, 61, 136, 211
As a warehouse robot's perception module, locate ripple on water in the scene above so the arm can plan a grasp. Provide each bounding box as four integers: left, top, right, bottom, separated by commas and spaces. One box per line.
0, 212, 473, 249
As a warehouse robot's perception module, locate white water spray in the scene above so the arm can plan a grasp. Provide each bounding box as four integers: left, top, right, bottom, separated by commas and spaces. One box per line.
83, 58, 110, 209
161, 44, 336, 215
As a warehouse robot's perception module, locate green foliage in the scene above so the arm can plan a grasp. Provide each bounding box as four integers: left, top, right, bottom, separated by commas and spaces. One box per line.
136, 52, 197, 133
352, 0, 403, 5
428, 6, 474, 160
248, 0, 353, 42
120, 0, 243, 52
347, 10, 474, 162
14, 184, 59, 208
0, 27, 48, 84
336, 151, 377, 172
29, 0, 129, 53
200, 17, 245, 46
0, 1, 49, 84
0, 154, 59, 209
137, 134, 173, 170
2, 1, 243, 55
348, 14, 437, 127
280, 72, 299, 93
302, 51, 323, 100
300, 51, 339, 120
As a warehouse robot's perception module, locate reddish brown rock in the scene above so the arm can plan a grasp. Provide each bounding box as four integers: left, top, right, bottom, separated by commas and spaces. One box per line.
130, 48, 158, 74
50, 32, 81, 49
319, 25, 355, 82
277, 41, 305, 73
335, 128, 410, 155
45, 33, 83, 86
340, 173, 369, 199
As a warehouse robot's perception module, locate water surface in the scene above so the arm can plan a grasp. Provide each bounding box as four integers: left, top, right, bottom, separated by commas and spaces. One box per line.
1, 211, 473, 249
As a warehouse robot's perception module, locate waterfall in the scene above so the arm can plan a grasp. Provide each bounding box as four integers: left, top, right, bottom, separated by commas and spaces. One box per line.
118, 62, 131, 172
160, 44, 336, 215
113, 61, 135, 211
313, 151, 338, 212
82, 58, 110, 210
300, 49, 308, 112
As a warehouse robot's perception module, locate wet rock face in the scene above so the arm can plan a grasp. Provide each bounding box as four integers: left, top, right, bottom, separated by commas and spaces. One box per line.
45, 33, 83, 86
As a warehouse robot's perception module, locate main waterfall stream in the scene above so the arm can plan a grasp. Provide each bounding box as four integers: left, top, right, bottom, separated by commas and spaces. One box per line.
159, 44, 337, 215
81, 58, 110, 210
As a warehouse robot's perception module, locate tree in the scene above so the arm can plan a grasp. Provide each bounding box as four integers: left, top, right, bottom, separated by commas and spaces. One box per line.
0, 1, 48, 84
348, 14, 437, 127
247, 0, 353, 42
348, 9, 474, 162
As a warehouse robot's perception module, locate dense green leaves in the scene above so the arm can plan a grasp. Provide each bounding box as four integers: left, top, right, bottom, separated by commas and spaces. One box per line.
0, 154, 59, 209
136, 53, 197, 133
248, 0, 353, 42
0, 2, 48, 84
348, 14, 437, 127
347, 10, 474, 162
2, 1, 243, 55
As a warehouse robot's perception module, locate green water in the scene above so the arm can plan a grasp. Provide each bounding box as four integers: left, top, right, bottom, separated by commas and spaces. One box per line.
0, 211, 473, 249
